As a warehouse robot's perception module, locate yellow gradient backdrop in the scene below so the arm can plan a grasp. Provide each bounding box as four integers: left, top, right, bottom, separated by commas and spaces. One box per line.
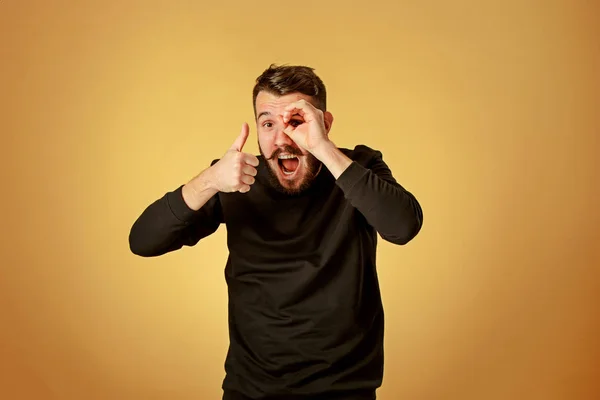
1, 1, 598, 399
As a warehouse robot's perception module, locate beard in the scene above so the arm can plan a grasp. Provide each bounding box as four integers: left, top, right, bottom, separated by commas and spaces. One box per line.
259, 144, 322, 196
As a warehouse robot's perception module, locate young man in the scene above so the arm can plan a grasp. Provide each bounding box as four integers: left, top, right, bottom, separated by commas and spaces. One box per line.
129, 64, 423, 400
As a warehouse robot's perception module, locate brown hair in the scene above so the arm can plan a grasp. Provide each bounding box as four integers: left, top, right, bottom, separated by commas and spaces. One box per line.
252, 64, 327, 116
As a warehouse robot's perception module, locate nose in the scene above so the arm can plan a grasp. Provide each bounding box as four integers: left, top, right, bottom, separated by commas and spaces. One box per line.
273, 119, 294, 148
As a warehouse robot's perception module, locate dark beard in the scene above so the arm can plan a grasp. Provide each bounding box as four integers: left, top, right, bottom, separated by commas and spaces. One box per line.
259, 144, 322, 196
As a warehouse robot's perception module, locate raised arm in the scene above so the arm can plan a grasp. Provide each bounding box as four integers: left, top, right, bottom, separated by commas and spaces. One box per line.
128, 171, 223, 257
280, 99, 423, 245
330, 146, 423, 245
129, 123, 260, 257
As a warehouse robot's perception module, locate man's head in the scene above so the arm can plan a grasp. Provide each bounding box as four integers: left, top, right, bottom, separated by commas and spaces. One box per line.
253, 64, 333, 195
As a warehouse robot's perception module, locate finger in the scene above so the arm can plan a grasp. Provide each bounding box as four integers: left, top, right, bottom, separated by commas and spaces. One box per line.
283, 124, 296, 137
238, 184, 251, 193
282, 108, 306, 124
283, 100, 315, 123
242, 164, 257, 177
240, 175, 255, 185
241, 153, 260, 167
230, 123, 249, 151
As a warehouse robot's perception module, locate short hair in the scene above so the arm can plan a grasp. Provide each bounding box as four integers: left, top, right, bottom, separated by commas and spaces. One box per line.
252, 64, 327, 116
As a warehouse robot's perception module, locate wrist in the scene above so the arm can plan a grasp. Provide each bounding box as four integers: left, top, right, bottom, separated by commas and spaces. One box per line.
312, 139, 337, 161
313, 140, 353, 179
182, 167, 219, 210
200, 165, 220, 192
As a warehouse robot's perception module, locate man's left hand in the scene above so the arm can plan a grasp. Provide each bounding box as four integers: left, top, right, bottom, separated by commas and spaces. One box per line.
281, 99, 352, 179
281, 99, 331, 155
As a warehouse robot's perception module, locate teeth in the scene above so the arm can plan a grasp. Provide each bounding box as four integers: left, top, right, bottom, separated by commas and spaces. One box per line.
278, 154, 297, 159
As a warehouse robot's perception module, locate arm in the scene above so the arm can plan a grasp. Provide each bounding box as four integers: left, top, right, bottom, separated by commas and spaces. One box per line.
128, 165, 223, 257
316, 143, 423, 245
278, 99, 422, 244
128, 123, 259, 257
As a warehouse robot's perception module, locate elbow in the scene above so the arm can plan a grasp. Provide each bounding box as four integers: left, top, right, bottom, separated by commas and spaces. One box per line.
129, 241, 153, 257
384, 193, 423, 245
128, 227, 159, 257
382, 213, 423, 245
382, 229, 418, 245
129, 236, 151, 257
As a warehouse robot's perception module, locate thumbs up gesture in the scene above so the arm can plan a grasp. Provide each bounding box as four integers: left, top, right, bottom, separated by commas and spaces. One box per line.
211, 123, 260, 193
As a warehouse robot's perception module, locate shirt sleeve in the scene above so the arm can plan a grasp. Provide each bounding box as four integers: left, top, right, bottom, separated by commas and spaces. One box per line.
129, 162, 224, 257
335, 148, 423, 245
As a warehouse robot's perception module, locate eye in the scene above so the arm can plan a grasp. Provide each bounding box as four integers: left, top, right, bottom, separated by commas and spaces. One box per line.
289, 119, 303, 127
262, 121, 273, 128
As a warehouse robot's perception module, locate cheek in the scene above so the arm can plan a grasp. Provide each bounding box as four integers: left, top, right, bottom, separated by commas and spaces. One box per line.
257, 133, 274, 154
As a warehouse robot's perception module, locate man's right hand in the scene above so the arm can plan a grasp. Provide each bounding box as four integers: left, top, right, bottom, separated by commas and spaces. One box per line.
210, 122, 259, 193
182, 123, 259, 210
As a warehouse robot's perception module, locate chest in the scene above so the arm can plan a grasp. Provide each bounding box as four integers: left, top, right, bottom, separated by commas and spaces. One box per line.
218, 182, 361, 263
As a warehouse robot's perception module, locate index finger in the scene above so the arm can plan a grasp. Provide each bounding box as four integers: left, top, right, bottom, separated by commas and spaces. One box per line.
242, 153, 259, 167
283, 100, 316, 123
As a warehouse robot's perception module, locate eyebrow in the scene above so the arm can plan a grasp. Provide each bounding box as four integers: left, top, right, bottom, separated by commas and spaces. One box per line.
257, 111, 271, 120
256, 111, 302, 120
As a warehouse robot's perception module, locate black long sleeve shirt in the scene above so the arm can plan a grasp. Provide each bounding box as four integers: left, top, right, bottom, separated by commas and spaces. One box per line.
129, 145, 423, 400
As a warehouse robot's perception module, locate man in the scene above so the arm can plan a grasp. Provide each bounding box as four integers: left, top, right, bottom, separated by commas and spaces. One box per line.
129, 64, 423, 400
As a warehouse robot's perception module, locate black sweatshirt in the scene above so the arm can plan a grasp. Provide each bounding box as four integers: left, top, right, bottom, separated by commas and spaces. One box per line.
129, 145, 423, 400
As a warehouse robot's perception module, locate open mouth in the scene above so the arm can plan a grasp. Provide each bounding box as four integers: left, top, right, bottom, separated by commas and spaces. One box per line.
277, 154, 300, 176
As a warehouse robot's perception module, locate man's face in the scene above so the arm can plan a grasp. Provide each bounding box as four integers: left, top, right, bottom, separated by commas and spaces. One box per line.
255, 91, 328, 195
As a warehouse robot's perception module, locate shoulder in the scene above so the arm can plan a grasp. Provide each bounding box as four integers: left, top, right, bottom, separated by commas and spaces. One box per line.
339, 144, 384, 167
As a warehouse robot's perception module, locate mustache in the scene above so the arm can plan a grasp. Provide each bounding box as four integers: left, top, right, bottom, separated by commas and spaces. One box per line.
266, 146, 303, 161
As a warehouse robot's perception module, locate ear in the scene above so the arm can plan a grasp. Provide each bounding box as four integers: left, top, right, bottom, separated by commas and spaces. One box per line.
323, 111, 334, 135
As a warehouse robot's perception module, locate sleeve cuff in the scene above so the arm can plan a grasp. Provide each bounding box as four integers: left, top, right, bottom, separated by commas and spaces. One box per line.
166, 159, 220, 223
335, 161, 369, 197
166, 185, 199, 223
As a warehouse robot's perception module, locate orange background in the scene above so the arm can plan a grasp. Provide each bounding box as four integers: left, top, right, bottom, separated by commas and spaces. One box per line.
1, 1, 599, 399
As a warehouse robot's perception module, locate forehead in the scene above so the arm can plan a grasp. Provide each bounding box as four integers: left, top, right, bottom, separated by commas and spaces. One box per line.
255, 91, 316, 116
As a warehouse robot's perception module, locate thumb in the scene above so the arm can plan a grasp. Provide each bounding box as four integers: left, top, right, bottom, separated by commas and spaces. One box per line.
230, 123, 249, 152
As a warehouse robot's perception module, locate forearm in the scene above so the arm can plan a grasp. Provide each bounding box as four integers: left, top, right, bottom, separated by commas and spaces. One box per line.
313, 141, 353, 179
182, 166, 219, 211
338, 163, 422, 244
129, 181, 222, 257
